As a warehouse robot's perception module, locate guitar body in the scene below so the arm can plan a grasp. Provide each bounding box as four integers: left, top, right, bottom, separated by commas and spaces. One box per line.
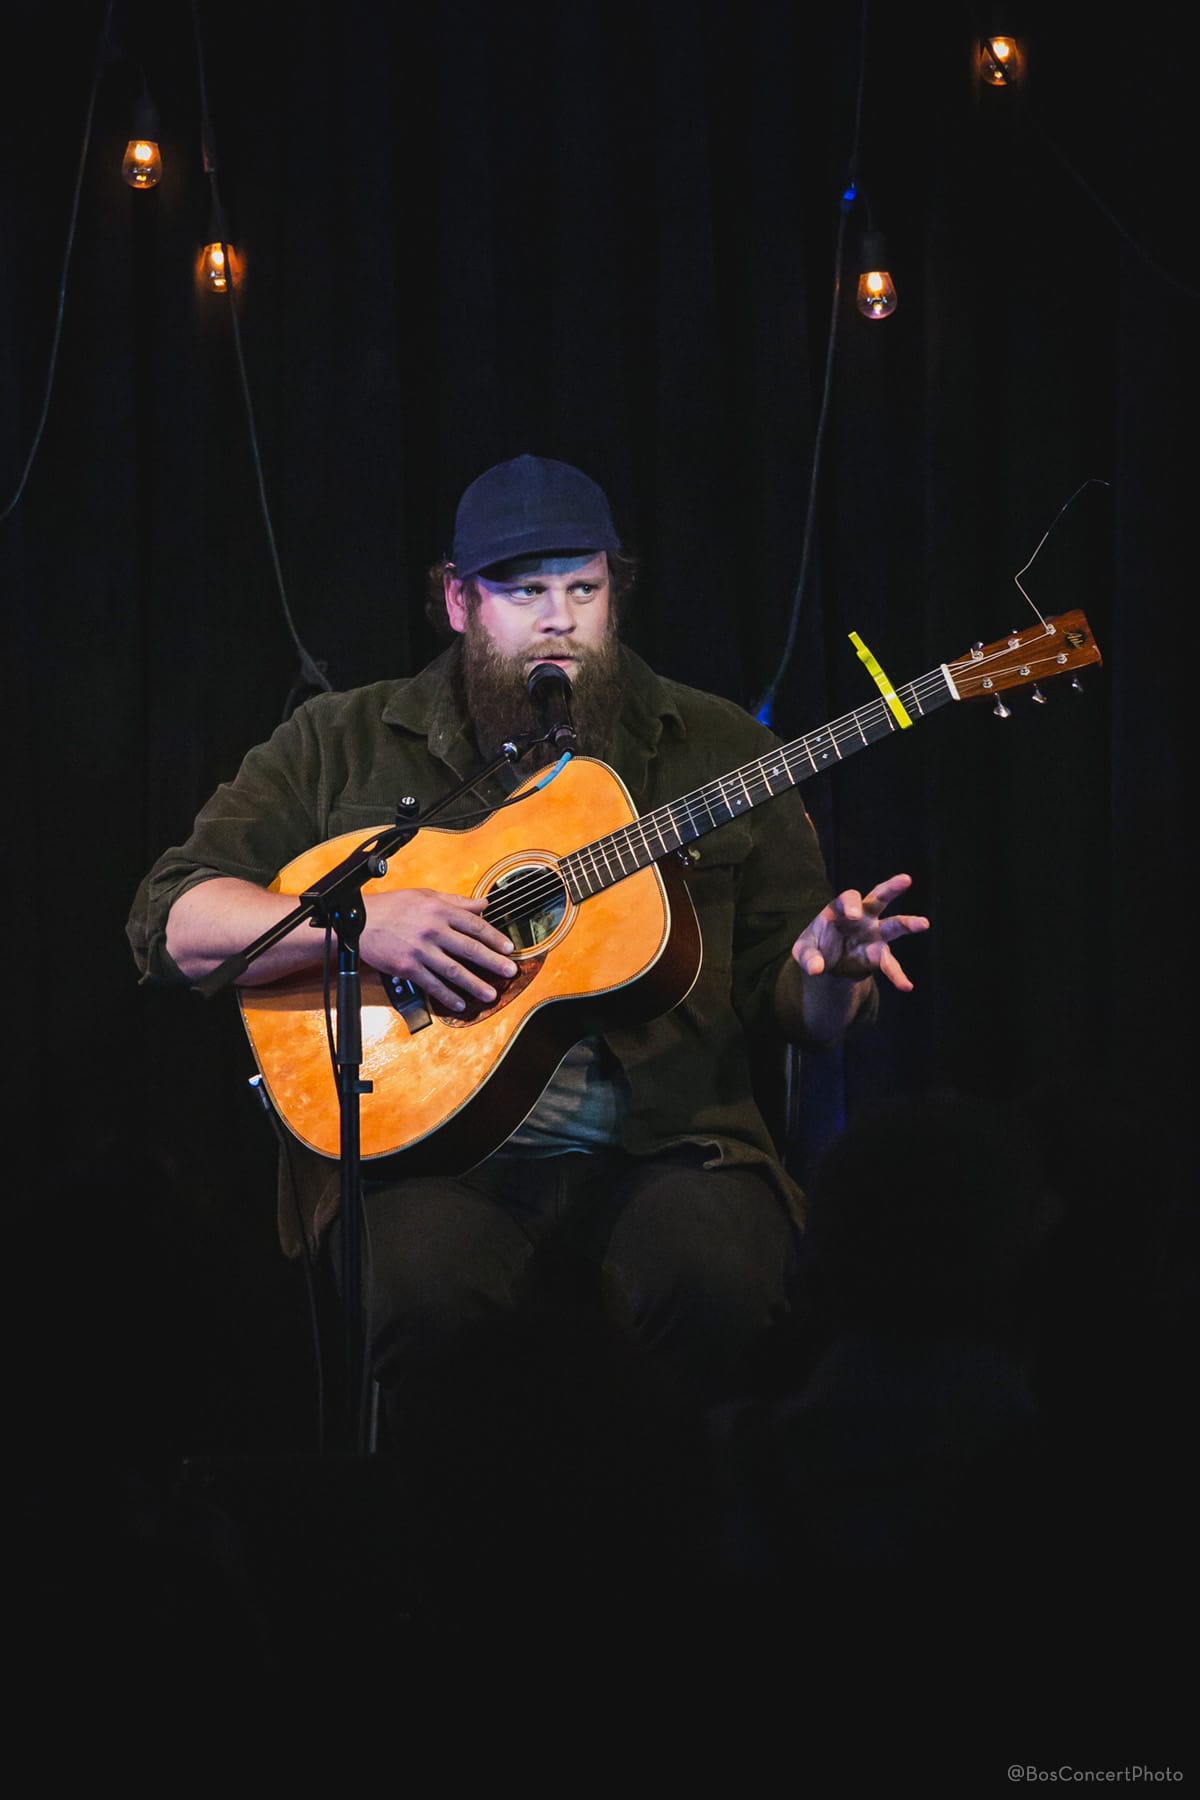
239, 757, 701, 1173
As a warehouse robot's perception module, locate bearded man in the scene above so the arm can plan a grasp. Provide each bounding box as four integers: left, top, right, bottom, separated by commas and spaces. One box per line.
128, 454, 928, 1432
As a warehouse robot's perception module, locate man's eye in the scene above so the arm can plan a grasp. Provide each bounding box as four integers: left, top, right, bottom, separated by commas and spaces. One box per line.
573, 584, 596, 597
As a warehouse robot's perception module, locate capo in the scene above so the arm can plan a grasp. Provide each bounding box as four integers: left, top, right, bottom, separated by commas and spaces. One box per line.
849, 631, 913, 729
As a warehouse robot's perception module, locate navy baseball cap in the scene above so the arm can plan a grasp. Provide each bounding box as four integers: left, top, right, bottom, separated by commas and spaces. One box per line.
449, 454, 621, 578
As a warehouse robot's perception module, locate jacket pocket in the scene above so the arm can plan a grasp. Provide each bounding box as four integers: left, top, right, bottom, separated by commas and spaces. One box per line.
681, 822, 754, 974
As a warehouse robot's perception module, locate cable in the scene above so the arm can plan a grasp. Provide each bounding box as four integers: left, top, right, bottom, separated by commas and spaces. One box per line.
251, 1075, 329, 1452
1011, 477, 1112, 625
751, 0, 870, 720
189, 0, 332, 710
1015, 98, 1200, 304
1, 2, 115, 524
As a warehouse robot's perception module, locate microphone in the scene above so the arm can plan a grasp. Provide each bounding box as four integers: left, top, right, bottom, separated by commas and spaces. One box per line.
526, 661, 577, 747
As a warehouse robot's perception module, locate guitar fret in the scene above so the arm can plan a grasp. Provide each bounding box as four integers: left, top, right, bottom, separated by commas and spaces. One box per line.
577, 843, 604, 896
649, 811, 677, 854
561, 854, 585, 901
807, 730, 841, 767
631, 822, 655, 867
856, 700, 900, 747
678, 797, 702, 842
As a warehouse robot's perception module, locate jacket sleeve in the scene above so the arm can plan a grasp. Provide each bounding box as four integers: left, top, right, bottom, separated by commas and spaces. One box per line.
727, 780, 849, 1042
125, 704, 327, 985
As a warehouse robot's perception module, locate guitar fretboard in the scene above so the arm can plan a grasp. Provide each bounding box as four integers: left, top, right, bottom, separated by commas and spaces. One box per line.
561, 665, 956, 901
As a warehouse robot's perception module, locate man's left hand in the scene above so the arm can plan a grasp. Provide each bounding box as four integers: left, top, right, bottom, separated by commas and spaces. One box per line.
791, 872, 929, 993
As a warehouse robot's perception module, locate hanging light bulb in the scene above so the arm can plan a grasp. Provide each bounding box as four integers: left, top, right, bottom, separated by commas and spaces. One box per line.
122, 95, 162, 189
122, 140, 162, 187
856, 230, 897, 320
978, 35, 1024, 88
200, 203, 237, 293
202, 240, 229, 290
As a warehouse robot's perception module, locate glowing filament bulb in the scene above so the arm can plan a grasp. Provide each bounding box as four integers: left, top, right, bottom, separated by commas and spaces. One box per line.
857, 268, 896, 319
856, 232, 897, 319
122, 138, 162, 188
980, 36, 1023, 86
203, 241, 228, 290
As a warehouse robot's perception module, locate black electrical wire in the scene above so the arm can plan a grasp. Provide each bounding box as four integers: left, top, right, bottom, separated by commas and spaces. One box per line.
189, 0, 332, 712
1016, 97, 1200, 304
751, 0, 870, 720
0, 1, 115, 524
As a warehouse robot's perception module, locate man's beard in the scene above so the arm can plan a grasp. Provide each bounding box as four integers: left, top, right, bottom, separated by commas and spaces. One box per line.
459, 613, 623, 766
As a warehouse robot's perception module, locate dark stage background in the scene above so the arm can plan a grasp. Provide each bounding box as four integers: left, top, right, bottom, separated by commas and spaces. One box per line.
4, 2, 1192, 1461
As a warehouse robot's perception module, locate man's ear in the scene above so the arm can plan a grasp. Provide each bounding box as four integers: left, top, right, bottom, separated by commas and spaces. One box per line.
444, 572, 468, 634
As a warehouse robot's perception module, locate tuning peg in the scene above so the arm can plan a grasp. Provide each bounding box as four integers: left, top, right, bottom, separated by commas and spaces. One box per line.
1071, 676, 1084, 691
1031, 685, 1048, 705
993, 697, 1012, 719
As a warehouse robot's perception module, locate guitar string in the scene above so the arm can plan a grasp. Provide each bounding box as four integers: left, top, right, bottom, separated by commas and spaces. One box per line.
476, 626, 1076, 934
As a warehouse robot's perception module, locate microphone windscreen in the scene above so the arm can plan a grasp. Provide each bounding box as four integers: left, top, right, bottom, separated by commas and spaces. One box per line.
527, 661, 574, 700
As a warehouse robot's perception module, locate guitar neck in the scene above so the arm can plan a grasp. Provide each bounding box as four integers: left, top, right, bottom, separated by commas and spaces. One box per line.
561, 663, 957, 901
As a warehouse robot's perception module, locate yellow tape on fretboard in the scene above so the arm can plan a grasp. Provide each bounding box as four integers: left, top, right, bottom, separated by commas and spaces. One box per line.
849, 631, 912, 728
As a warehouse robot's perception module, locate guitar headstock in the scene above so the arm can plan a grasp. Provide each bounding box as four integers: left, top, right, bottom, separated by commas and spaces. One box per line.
949, 609, 1103, 703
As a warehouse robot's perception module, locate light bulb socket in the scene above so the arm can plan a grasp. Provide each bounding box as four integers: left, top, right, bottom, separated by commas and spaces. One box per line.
131, 93, 160, 138
860, 229, 888, 267
206, 201, 231, 245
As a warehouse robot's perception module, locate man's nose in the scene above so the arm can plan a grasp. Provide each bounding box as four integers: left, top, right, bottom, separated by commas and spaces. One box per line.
537, 587, 575, 630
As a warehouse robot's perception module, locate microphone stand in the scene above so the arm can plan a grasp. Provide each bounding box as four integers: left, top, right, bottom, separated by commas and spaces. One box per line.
195, 727, 562, 1455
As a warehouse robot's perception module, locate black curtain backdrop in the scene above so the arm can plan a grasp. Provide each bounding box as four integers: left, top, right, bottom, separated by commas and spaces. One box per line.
4, 1, 1191, 1455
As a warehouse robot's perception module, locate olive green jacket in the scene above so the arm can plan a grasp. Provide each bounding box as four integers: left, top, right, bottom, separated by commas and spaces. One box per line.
128, 645, 866, 1254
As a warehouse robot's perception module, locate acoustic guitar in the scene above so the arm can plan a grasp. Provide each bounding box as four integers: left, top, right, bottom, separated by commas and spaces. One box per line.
239, 610, 1102, 1173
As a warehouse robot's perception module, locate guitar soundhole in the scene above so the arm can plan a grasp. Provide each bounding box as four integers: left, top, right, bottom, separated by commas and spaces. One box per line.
486, 862, 569, 952
409, 861, 571, 1029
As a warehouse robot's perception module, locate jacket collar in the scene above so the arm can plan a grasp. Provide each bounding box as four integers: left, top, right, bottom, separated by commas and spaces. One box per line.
379, 642, 686, 797
379, 646, 477, 777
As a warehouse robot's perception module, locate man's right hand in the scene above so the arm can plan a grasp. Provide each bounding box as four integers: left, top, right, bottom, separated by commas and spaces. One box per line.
359, 888, 517, 1011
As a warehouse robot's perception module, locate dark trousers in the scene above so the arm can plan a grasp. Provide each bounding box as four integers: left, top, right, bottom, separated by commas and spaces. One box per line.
339, 1146, 798, 1433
